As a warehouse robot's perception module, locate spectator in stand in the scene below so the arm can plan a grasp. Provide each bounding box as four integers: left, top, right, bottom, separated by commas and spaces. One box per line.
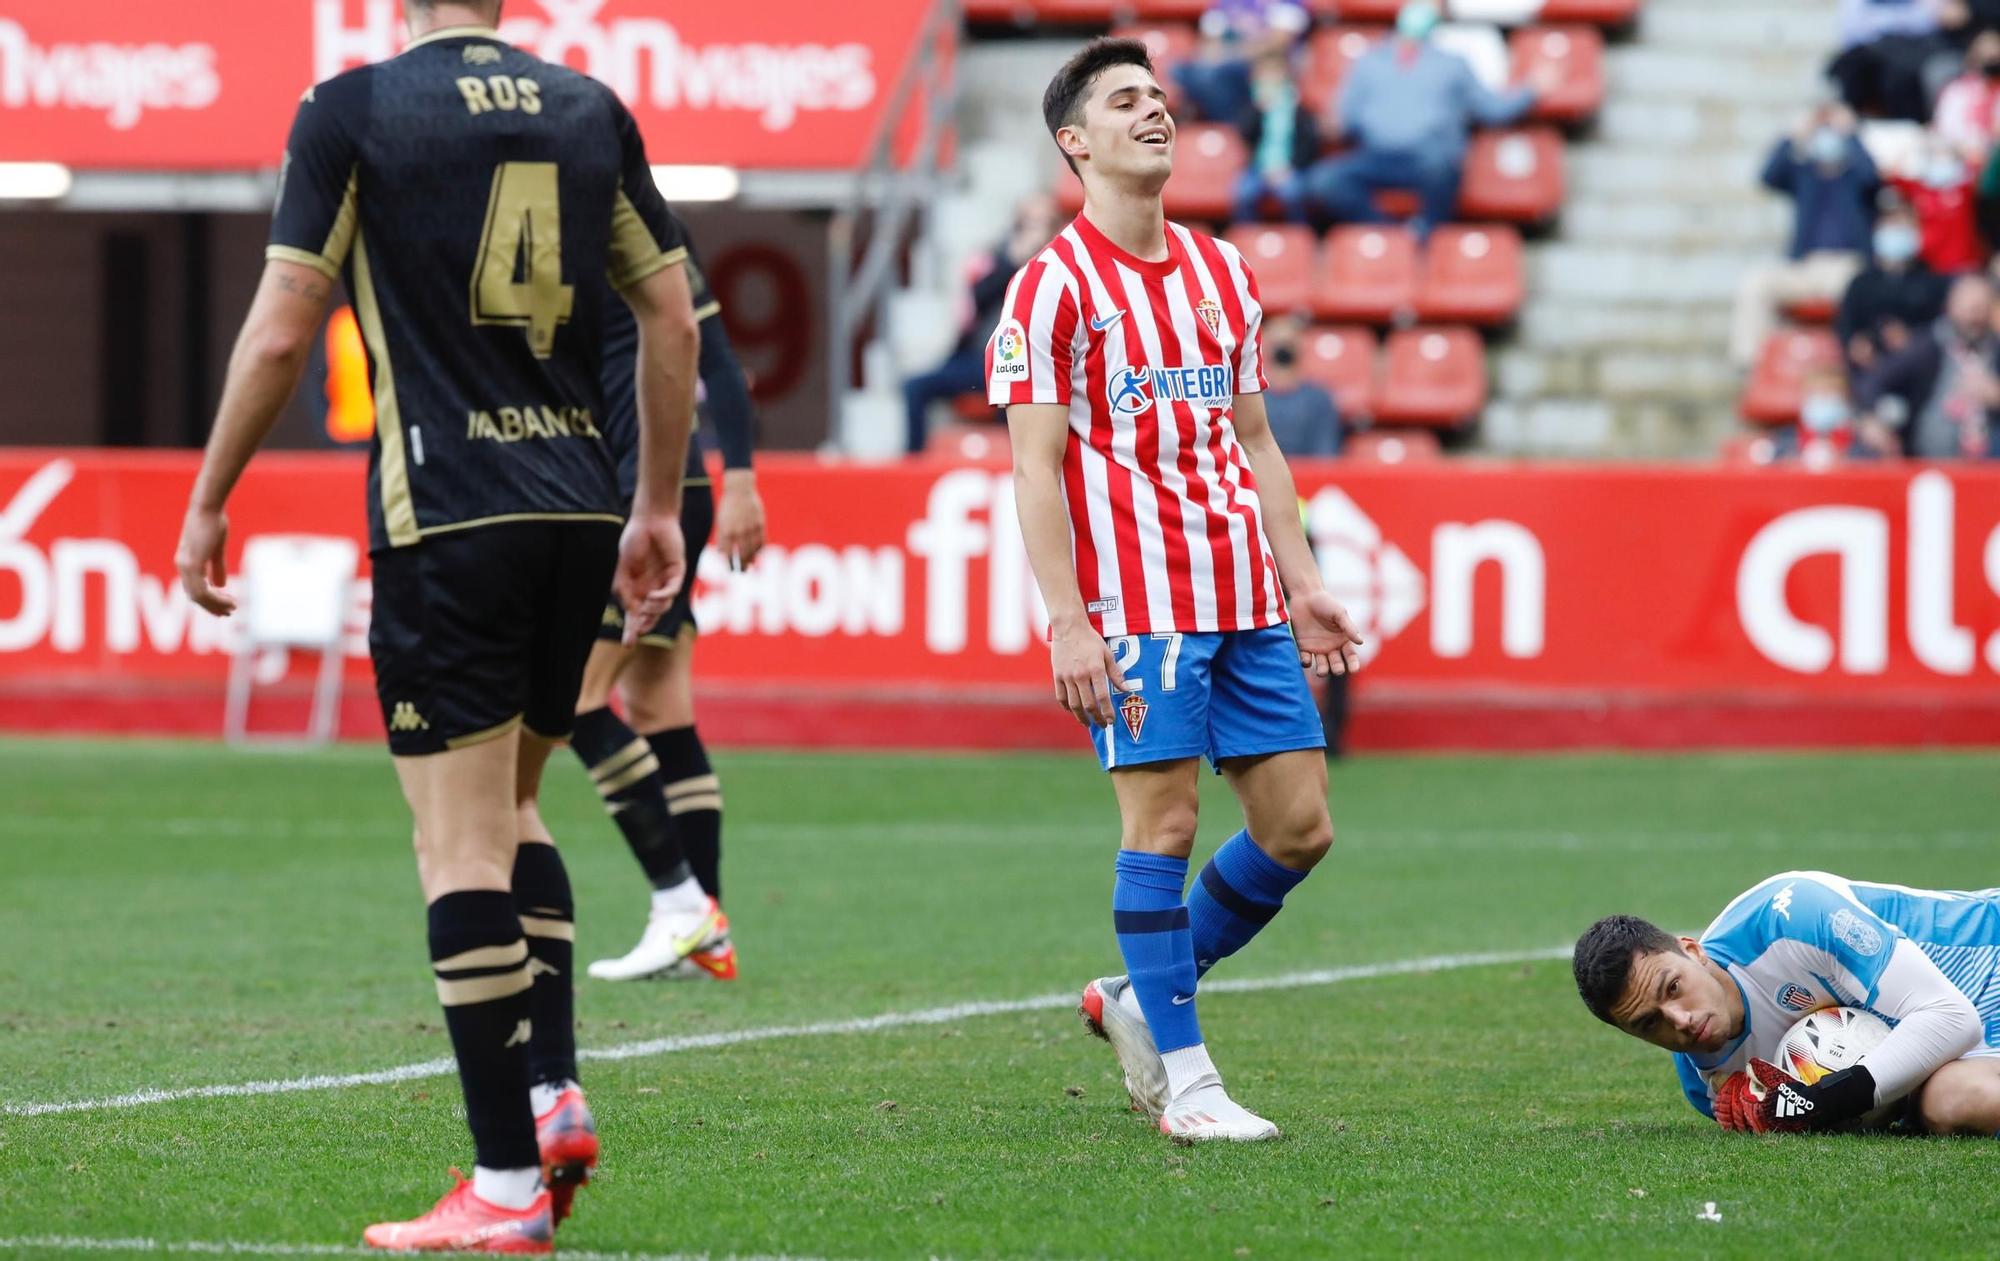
902, 193, 1060, 454
1260, 317, 1343, 455
1174, 0, 1311, 124
1828, 0, 1949, 122
1931, 31, 2000, 162
1785, 363, 1870, 468
1729, 104, 1878, 366
1233, 49, 1320, 224
1888, 138, 1986, 272
1837, 194, 1951, 379
1853, 271, 2000, 456
1304, 1, 1554, 241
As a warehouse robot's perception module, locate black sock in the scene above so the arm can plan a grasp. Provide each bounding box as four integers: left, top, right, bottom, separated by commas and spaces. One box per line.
513, 841, 577, 1090
571, 706, 693, 890
428, 890, 538, 1170
647, 725, 722, 903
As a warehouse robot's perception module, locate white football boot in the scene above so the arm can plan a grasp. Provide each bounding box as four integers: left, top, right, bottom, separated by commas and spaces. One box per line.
1159, 1081, 1282, 1143
1079, 976, 1170, 1120
587, 898, 728, 981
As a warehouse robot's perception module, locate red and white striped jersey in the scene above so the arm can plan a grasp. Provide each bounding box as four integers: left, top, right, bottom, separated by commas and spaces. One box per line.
987, 214, 1286, 638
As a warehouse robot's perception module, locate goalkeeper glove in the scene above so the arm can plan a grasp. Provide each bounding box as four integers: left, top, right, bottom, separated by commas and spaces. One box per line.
1718, 1058, 1876, 1134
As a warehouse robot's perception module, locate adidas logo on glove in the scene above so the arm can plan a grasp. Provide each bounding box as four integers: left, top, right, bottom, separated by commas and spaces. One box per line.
1774, 1084, 1814, 1118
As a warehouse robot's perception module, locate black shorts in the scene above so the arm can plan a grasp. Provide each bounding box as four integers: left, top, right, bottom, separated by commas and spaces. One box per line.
370, 520, 620, 756
599, 481, 714, 649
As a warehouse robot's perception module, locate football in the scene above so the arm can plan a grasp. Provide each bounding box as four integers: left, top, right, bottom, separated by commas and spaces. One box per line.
1775, 1006, 1904, 1129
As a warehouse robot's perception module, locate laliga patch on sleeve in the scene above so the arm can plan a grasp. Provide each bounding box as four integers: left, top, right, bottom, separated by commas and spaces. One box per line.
991, 318, 1030, 381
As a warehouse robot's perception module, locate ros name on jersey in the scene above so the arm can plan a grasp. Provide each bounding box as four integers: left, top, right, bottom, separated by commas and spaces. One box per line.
1108, 363, 1232, 417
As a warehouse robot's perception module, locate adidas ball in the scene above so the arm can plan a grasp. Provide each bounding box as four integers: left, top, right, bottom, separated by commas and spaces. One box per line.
1773, 1006, 1902, 1129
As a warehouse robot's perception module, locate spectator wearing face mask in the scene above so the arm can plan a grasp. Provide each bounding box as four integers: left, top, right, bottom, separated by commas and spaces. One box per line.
1787, 364, 1870, 468
1854, 271, 2000, 457
1888, 143, 1985, 273
1260, 316, 1343, 455
1932, 31, 2000, 162
1729, 105, 1878, 366
1174, 0, 1312, 124
1835, 198, 1951, 378
1233, 50, 1320, 224
1303, 1, 1557, 241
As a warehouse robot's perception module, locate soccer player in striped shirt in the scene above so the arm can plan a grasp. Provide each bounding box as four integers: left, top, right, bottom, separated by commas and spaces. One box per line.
992, 38, 1365, 1142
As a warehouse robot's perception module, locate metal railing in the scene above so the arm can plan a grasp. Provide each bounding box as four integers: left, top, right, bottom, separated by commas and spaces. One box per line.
827, 0, 963, 448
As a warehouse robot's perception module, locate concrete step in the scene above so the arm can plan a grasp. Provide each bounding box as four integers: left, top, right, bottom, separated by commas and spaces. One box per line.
1530, 242, 1770, 303
1514, 299, 1739, 351
1481, 397, 1729, 458
1566, 147, 1777, 199
1596, 98, 1810, 150
1633, 5, 1845, 53
1555, 197, 1789, 248
1608, 48, 1825, 104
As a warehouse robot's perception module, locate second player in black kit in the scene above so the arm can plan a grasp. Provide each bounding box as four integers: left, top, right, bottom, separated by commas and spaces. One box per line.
240, 12, 697, 1245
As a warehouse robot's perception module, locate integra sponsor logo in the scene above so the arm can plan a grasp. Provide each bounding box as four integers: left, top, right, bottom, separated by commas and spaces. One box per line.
466, 406, 603, 443
1106, 363, 1232, 417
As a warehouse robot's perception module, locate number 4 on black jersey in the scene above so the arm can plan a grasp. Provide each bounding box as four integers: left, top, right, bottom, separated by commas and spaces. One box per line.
267, 23, 688, 553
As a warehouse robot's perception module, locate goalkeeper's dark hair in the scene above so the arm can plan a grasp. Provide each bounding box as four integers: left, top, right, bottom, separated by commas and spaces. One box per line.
1042, 38, 1156, 175
1573, 915, 1683, 1025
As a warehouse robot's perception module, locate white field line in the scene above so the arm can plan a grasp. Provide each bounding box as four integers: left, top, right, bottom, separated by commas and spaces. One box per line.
3, 947, 1567, 1120
0, 1238, 825, 1261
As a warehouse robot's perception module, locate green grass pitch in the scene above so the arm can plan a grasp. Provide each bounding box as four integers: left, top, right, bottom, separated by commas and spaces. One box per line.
2, 739, 1996, 1259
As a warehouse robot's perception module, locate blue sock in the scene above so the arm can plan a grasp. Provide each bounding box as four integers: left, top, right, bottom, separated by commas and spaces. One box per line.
1188, 830, 1310, 978
1112, 850, 1203, 1054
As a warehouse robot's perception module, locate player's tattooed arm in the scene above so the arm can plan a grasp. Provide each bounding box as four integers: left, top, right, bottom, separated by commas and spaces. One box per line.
176, 259, 336, 616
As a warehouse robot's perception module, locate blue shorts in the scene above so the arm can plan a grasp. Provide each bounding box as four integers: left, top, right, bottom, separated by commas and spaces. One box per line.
1088, 625, 1326, 771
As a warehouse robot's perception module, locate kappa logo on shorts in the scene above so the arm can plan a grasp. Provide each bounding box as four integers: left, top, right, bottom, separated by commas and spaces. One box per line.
1119, 691, 1149, 741
389, 702, 431, 733
602, 604, 625, 629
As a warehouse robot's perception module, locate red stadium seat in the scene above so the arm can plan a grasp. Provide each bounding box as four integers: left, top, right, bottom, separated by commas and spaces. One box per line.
1315, 225, 1418, 323
1111, 22, 1200, 77
1315, 0, 1406, 23
1510, 27, 1604, 124
1415, 224, 1525, 325
1131, 0, 1214, 17
1783, 295, 1838, 324
1741, 327, 1842, 425
1375, 326, 1486, 426
1160, 124, 1246, 222
1302, 26, 1385, 122
1297, 324, 1380, 418
1537, 0, 1642, 27
1458, 128, 1565, 224
1344, 427, 1442, 462
964, 0, 1123, 20
1224, 224, 1319, 317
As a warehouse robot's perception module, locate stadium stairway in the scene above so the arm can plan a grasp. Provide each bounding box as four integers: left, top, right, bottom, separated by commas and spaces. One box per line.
1487, 0, 1828, 455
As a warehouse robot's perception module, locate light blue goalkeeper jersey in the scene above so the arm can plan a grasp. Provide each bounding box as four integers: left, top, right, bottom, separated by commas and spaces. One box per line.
1674, 871, 2000, 1118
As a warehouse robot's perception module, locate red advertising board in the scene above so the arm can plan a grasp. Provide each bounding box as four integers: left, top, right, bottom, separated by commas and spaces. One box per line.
0, 0, 937, 169
2, 452, 1997, 748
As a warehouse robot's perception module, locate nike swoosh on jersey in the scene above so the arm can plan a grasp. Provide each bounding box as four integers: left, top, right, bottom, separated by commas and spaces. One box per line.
1091, 310, 1124, 332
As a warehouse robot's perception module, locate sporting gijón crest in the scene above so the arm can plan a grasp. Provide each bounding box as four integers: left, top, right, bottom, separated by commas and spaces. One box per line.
1195, 297, 1223, 339
1119, 691, 1150, 741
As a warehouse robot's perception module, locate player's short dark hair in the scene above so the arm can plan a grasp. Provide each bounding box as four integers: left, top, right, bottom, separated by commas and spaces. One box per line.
1572, 915, 1682, 1025
1042, 38, 1156, 175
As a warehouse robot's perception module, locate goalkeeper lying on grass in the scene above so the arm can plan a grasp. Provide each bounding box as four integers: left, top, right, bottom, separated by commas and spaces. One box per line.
1574, 871, 2000, 1135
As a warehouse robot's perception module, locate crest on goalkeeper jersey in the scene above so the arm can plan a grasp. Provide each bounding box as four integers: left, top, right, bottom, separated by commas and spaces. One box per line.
1776, 982, 1815, 1012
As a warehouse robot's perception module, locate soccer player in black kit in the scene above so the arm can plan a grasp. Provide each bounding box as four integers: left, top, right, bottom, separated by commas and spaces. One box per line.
172, 1, 698, 1249
570, 240, 767, 983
